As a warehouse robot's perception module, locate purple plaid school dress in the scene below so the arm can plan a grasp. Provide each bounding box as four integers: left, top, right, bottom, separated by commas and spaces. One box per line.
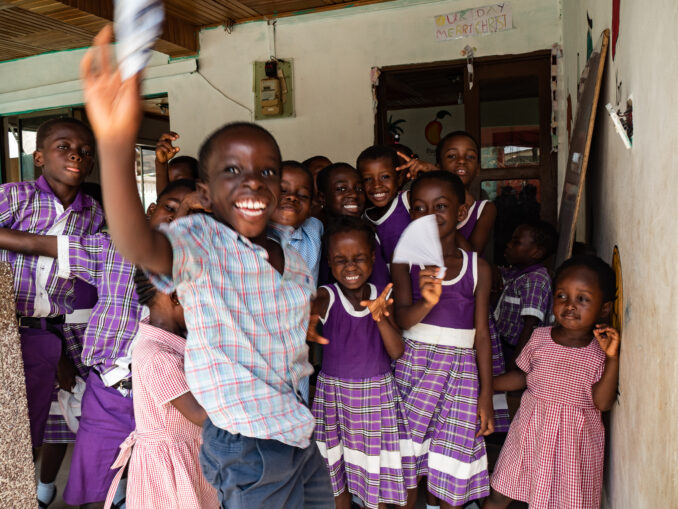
365, 191, 411, 264
394, 250, 490, 505
312, 283, 416, 508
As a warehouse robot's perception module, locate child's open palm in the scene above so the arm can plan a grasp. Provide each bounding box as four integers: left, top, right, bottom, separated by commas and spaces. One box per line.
594, 325, 621, 358
80, 25, 142, 144
360, 283, 394, 322
306, 314, 329, 345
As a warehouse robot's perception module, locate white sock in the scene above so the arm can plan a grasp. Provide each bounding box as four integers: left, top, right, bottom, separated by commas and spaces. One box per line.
37, 481, 56, 504
113, 477, 127, 507
425, 505, 440, 509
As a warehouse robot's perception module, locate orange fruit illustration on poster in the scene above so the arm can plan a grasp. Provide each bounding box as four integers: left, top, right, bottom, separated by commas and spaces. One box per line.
425, 110, 451, 145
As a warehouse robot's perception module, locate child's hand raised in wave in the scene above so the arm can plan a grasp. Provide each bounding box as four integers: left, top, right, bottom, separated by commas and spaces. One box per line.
419, 267, 443, 308
594, 325, 621, 358
360, 283, 394, 323
306, 314, 329, 345
156, 132, 181, 164
80, 25, 142, 145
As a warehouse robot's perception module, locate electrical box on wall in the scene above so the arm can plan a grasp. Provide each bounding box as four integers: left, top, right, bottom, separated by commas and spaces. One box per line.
253, 60, 294, 120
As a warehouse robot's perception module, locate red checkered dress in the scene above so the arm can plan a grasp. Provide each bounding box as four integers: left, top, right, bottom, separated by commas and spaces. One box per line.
491, 327, 607, 509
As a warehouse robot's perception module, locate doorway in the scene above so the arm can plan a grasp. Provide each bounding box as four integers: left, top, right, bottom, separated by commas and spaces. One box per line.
374, 51, 556, 265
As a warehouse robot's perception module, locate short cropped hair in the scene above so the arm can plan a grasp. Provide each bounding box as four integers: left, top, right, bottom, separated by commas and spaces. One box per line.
157, 178, 197, 200
522, 220, 558, 260
316, 162, 358, 196
302, 155, 331, 169
169, 156, 199, 180
356, 145, 400, 172
435, 130, 480, 165
323, 214, 376, 254
554, 255, 617, 302
410, 170, 466, 205
198, 122, 281, 182
36, 117, 94, 150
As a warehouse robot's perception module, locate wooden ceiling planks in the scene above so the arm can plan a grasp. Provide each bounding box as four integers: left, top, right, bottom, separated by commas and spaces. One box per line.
0, 0, 395, 62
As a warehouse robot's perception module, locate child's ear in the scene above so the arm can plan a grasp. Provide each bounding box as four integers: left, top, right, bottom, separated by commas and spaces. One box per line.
33, 150, 44, 169
457, 203, 468, 223
146, 203, 157, 216
318, 192, 326, 208
196, 181, 213, 210
599, 301, 613, 321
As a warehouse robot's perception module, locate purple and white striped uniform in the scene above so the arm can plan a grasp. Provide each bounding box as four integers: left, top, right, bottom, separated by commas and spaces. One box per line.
60, 232, 139, 506
0, 176, 103, 447
394, 250, 490, 506
457, 199, 489, 241
0, 176, 104, 316
61, 232, 140, 383
44, 279, 97, 444
312, 283, 416, 508
494, 264, 552, 346
365, 191, 411, 264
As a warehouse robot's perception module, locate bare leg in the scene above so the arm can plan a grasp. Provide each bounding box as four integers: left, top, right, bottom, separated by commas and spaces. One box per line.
335, 490, 352, 509
403, 486, 419, 509
81, 502, 105, 509
481, 488, 513, 509
40, 443, 68, 483
426, 489, 440, 506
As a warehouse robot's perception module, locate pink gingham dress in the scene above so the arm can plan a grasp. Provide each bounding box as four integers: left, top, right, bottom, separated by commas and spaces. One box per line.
491, 327, 607, 509
105, 322, 217, 509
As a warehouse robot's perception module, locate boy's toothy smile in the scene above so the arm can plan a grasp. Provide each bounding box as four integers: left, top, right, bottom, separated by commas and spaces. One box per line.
235, 199, 268, 217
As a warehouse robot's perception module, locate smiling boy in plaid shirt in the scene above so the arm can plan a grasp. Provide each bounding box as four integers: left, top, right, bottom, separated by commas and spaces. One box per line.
79, 27, 333, 509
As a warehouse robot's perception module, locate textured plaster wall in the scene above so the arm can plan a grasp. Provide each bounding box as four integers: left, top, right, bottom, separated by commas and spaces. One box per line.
561, 1, 678, 506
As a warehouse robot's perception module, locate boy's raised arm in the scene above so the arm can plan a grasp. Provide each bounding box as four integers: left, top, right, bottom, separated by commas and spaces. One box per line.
81, 26, 172, 276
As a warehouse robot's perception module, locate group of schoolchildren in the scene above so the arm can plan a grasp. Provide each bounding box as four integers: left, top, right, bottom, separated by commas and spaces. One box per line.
0, 29, 620, 509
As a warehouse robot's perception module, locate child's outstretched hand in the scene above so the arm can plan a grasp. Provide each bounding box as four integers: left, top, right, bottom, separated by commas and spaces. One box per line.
80, 25, 142, 144
419, 267, 443, 307
306, 314, 329, 345
594, 325, 621, 358
360, 283, 394, 322
156, 132, 181, 164
396, 152, 437, 179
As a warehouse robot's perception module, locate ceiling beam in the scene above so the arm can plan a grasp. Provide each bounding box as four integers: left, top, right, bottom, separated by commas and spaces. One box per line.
55, 0, 198, 55
4, 0, 198, 56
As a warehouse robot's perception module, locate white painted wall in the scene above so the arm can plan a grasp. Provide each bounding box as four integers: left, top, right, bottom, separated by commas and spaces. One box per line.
561, 1, 678, 506
0, 0, 562, 163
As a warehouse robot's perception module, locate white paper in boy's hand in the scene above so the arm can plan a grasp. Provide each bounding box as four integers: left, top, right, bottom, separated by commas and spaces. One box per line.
392, 214, 446, 278
114, 0, 165, 81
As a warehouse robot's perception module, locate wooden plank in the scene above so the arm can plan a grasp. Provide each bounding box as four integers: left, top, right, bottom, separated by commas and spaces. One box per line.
555, 30, 609, 265
0, 262, 35, 508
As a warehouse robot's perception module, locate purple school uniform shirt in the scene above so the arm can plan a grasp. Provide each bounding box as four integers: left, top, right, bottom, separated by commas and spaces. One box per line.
457, 199, 489, 241
0, 176, 104, 317
60, 233, 141, 386
493, 264, 552, 346
319, 283, 391, 379
409, 250, 477, 330
365, 191, 411, 264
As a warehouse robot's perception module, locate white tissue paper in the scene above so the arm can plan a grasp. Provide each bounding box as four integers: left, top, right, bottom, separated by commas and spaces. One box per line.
392, 214, 446, 278
114, 0, 165, 81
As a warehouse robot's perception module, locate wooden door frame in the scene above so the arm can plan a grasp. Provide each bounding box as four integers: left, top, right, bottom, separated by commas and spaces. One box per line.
374, 49, 556, 223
